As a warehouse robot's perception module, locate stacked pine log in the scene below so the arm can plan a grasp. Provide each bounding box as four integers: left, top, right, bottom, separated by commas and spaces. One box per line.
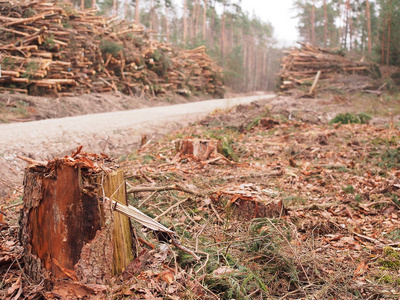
279, 43, 374, 91
0, 0, 224, 97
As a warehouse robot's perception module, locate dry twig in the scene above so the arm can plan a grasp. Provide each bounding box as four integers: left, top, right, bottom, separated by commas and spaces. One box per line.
155, 197, 191, 220
128, 183, 202, 196
171, 237, 200, 261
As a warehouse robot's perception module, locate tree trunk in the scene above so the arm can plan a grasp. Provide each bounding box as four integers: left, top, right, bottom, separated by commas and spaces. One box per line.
337, 0, 343, 47
386, 0, 392, 68
113, 0, 118, 16
191, 0, 197, 40
247, 35, 254, 91
311, 0, 315, 46
261, 51, 267, 91
203, 0, 207, 40
229, 15, 233, 53
195, 0, 201, 38
81, 0, 84, 10
135, 0, 140, 24
19, 153, 134, 284
183, 0, 187, 45
365, 0, 372, 55
149, 0, 154, 32
381, 28, 385, 66
124, 0, 128, 19
210, 0, 215, 45
265, 52, 271, 91
324, 0, 328, 47
343, 0, 351, 48
92, 0, 96, 9
242, 33, 247, 92
253, 47, 258, 91
348, 0, 353, 50
165, 5, 169, 42
220, 3, 225, 66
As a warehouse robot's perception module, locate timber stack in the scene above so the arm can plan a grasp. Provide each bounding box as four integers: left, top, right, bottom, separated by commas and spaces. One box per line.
0, 0, 224, 97
279, 43, 377, 92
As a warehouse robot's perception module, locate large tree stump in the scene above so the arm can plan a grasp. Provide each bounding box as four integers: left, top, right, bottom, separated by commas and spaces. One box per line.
19, 150, 134, 284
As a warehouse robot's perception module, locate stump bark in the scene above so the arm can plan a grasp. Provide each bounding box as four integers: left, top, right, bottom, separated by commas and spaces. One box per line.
19, 151, 134, 284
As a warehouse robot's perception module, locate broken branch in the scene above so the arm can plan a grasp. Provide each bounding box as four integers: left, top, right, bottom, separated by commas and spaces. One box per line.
127, 183, 202, 196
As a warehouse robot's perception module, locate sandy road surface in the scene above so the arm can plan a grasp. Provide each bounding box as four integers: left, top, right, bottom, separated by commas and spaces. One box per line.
1, 94, 274, 156
0, 94, 274, 195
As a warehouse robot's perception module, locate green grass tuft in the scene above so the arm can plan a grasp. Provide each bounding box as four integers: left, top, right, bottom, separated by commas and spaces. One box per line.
329, 112, 372, 124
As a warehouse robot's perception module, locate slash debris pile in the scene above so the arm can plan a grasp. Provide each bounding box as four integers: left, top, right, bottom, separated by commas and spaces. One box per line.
279, 43, 378, 92
0, 0, 224, 97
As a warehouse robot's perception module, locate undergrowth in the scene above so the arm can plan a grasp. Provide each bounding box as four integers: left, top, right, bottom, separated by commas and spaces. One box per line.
378, 147, 400, 168
329, 112, 372, 124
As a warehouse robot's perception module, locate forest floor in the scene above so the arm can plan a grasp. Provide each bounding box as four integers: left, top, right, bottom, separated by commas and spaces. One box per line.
1, 85, 400, 299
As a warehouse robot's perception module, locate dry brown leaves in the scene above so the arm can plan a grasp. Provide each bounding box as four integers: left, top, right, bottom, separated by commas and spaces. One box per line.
121, 111, 400, 298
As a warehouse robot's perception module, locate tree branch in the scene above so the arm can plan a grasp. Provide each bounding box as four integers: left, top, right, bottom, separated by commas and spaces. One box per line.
127, 183, 202, 196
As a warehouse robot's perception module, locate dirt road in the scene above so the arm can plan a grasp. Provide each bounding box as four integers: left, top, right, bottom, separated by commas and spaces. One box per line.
1, 94, 274, 156
0, 94, 274, 195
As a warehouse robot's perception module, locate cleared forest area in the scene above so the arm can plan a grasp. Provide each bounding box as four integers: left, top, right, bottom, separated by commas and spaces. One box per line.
2, 0, 400, 299
1, 93, 400, 299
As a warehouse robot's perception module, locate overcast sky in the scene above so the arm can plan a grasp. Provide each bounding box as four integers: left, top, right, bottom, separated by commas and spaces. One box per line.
240, 0, 299, 45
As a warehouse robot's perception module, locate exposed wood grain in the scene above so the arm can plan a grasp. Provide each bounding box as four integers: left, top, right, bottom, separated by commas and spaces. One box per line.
19, 151, 135, 284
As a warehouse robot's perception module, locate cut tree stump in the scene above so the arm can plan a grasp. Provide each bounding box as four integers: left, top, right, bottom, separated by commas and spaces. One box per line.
19, 150, 134, 284
174, 138, 230, 163
212, 184, 286, 221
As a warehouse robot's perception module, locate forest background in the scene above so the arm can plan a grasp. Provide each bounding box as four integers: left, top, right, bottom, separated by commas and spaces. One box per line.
69, 0, 400, 93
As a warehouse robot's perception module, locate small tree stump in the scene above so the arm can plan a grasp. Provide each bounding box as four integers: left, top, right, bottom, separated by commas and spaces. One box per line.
19, 151, 134, 284
174, 138, 230, 163
212, 185, 286, 221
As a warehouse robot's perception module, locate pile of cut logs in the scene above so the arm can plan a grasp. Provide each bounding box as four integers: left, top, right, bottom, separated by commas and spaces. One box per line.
279, 43, 375, 91
0, 0, 224, 97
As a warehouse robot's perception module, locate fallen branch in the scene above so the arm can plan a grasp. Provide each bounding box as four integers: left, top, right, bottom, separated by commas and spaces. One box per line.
363, 90, 383, 95
127, 183, 202, 196
222, 170, 284, 181
5, 201, 23, 210
139, 169, 155, 183
138, 237, 155, 249
278, 284, 315, 300
351, 231, 400, 248
171, 237, 200, 261
210, 202, 224, 223
352, 232, 385, 246
155, 197, 191, 220
194, 251, 209, 273
17, 155, 47, 166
